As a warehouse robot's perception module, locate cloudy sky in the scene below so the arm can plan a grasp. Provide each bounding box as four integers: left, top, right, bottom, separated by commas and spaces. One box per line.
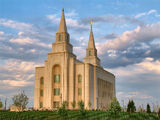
0, 0, 160, 109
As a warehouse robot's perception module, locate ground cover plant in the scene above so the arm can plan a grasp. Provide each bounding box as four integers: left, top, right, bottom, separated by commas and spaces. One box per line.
0, 110, 159, 120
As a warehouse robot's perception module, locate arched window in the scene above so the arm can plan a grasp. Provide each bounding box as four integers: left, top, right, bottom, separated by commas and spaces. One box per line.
40, 89, 43, 96
89, 50, 92, 56
40, 77, 44, 85
54, 75, 60, 83
53, 65, 61, 83
78, 75, 82, 83
59, 34, 61, 41
78, 88, 82, 96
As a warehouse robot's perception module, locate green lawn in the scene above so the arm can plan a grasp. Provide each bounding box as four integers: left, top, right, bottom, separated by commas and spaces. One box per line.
0, 110, 159, 120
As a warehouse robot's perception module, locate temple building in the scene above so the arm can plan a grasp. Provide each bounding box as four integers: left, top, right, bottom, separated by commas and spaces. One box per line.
34, 9, 115, 110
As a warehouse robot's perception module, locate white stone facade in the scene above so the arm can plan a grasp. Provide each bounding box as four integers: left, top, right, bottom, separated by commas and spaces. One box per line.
34, 9, 115, 110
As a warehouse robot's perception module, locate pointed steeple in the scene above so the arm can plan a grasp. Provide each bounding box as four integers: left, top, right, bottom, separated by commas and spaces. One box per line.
83, 20, 101, 67
88, 20, 96, 49
58, 8, 67, 33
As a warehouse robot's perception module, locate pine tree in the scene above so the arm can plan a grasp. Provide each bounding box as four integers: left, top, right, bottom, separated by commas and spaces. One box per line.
158, 108, 160, 117
127, 100, 136, 113
146, 103, 151, 113
108, 97, 121, 116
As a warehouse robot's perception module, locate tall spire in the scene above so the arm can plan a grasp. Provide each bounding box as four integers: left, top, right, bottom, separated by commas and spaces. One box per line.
58, 8, 67, 33
83, 20, 100, 66
88, 20, 96, 49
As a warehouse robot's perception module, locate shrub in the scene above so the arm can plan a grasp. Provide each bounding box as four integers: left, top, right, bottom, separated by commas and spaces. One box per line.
146, 103, 151, 113
78, 100, 84, 110
108, 97, 121, 116
78, 100, 87, 118
57, 101, 68, 117
88, 101, 92, 109
127, 100, 136, 113
71, 101, 76, 109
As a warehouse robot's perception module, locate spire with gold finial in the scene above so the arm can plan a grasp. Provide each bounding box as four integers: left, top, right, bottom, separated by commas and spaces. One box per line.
88, 20, 96, 49
58, 8, 67, 33
90, 20, 93, 29
83, 20, 100, 66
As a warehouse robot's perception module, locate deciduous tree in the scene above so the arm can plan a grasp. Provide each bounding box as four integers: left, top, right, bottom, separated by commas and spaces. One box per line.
12, 91, 29, 111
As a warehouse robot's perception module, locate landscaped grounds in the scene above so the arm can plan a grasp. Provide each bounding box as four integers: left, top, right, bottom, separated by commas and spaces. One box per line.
0, 110, 159, 120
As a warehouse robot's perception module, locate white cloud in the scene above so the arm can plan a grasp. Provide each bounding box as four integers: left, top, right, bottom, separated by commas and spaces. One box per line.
0, 59, 40, 88
137, 58, 160, 74
47, 14, 59, 23
47, 13, 87, 30
9, 37, 51, 48
117, 91, 153, 100
107, 57, 160, 80
135, 12, 146, 18
10, 37, 34, 45
148, 9, 157, 15
18, 32, 24, 36
0, 19, 33, 31
73, 46, 86, 60
0, 31, 6, 40
65, 10, 78, 17
135, 9, 157, 18
97, 22, 160, 54
0, 31, 4, 35
1, 80, 32, 87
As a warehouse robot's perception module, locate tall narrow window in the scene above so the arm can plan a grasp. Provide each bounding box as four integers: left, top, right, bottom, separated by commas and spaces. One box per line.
40, 77, 44, 85
89, 50, 92, 56
54, 88, 60, 96
40, 89, 43, 96
54, 75, 60, 83
78, 88, 82, 96
78, 75, 82, 83
40, 102, 43, 108
59, 35, 61, 41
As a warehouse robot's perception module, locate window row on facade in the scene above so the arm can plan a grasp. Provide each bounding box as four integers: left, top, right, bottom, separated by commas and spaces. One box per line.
40, 74, 82, 84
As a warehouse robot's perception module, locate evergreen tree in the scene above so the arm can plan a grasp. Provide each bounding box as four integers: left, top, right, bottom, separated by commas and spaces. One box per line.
108, 97, 121, 116
158, 108, 160, 117
127, 100, 136, 113
146, 103, 151, 113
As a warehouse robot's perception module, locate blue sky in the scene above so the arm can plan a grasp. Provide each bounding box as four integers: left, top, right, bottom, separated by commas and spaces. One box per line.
0, 0, 160, 110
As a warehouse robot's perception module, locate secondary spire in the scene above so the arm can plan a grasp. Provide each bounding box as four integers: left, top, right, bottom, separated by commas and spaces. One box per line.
58, 8, 67, 33
88, 20, 96, 49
